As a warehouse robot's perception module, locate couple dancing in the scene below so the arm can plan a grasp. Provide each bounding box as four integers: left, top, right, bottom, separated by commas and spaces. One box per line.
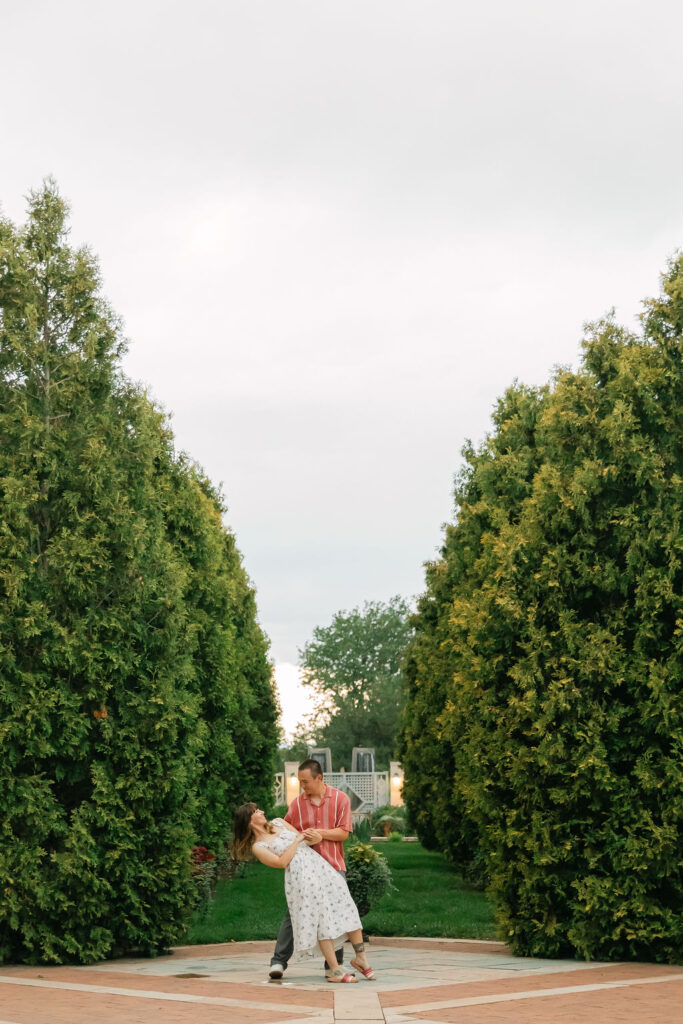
232, 758, 375, 984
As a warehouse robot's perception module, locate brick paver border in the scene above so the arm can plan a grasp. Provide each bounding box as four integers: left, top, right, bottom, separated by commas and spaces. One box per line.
1, 937, 681, 1024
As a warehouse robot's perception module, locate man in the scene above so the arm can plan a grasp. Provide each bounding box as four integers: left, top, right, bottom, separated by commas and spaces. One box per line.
269, 758, 353, 980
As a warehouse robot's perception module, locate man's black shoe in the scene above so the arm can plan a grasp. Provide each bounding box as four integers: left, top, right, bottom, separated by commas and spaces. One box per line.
269, 963, 286, 980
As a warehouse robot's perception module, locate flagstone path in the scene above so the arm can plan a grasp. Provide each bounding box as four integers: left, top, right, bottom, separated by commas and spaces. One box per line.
1, 936, 681, 1023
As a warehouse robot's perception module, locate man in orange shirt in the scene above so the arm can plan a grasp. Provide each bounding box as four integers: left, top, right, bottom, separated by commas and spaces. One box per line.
269, 758, 354, 980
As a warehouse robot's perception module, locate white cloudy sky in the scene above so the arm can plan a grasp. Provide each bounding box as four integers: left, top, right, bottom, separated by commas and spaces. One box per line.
2, 1, 682, 737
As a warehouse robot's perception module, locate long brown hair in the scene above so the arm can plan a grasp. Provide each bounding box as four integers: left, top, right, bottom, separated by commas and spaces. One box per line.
231, 802, 275, 861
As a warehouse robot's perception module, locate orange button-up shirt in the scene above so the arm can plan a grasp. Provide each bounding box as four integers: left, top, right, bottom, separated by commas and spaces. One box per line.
284, 785, 353, 872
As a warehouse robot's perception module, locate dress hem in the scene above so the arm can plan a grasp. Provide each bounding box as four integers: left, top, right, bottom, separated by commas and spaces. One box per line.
293, 931, 350, 960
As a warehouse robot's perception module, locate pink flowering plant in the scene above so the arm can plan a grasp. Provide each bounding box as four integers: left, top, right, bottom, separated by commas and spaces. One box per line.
190, 846, 217, 915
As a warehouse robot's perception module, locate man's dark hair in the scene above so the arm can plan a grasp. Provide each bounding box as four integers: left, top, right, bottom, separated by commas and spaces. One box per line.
298, 758, 323, 777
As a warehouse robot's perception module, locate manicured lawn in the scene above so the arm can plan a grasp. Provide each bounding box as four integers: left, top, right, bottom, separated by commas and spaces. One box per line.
183, 841, 497, 945
186, 855, 288, 945
362, 842, 497, 940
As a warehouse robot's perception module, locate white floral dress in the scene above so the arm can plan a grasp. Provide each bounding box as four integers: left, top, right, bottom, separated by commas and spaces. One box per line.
255, 819, 362, 959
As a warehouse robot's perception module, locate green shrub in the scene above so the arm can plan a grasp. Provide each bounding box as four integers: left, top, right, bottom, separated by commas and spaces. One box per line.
345, 842, 393, 917
370, 804, 405, 827
351, 817, 372, 843
374, 814, 406, 837
401, 256, 683, 963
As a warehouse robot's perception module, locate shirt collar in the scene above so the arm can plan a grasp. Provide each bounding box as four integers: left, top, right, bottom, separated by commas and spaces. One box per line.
302, 785, 329, 802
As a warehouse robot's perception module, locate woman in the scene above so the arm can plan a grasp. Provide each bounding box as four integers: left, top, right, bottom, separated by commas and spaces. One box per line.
231, 803, 376, 984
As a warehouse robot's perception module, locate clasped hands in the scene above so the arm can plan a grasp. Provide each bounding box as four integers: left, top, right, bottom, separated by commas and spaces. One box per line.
300, 827, 323, 845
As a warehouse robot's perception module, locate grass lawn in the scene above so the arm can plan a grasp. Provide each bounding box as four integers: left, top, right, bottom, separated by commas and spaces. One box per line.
184, 840, 498, 945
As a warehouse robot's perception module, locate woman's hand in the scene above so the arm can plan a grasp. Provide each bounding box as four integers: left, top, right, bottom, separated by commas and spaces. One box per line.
303, 827, 323, 845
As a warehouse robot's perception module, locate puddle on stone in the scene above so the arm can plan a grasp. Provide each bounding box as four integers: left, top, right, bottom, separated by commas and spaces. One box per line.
173, 973, 209, 978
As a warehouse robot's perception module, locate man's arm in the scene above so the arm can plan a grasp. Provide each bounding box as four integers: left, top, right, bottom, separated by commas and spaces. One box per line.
304, 826, 349, 843
305, 791, 353, 844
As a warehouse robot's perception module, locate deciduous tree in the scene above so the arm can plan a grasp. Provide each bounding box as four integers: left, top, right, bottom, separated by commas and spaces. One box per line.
296, 597, 412, 769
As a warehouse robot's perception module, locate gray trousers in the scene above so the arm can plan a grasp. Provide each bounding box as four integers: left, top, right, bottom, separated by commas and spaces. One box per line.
271, 870, 346, 970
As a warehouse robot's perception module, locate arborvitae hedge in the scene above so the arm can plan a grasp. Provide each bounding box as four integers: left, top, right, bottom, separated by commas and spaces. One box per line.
0, 182, 278, 963
401, 384, 546, 878
401, 258, 683, 963
164, 460, 278, 850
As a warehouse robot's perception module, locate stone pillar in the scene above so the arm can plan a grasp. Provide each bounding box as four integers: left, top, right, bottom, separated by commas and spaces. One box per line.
389, 761, 404, 807
284, 761, 300, 806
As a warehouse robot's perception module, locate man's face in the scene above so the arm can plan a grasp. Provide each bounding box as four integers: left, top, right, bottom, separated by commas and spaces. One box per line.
298, 768, 324, 797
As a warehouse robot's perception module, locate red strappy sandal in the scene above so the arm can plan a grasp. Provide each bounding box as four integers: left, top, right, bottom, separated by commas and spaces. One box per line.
326, 971, 358, 983
350, 958, 376, 980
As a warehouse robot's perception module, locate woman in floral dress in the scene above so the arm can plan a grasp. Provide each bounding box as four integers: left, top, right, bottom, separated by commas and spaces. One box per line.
232, 803, 376, 984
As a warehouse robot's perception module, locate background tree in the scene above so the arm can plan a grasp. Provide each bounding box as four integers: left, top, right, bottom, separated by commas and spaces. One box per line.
295, 597, 413, 769
401, 258, 683, 964
161, 460, 278, 851
0, 181, 278, 964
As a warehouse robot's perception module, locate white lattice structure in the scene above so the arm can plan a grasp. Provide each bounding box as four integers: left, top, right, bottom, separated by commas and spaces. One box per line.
272, 773, 285, 806
323, 772, 389, 815
273, 770, 392, 823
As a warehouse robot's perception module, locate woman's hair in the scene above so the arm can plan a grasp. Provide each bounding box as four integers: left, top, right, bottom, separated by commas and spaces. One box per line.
231, 802, 275, 862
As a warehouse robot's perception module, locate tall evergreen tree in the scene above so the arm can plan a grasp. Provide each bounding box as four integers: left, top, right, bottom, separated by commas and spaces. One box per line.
0, 181, 278, 963
402, 259, 683, 963
163, 460, 278, 850
401, 383, 546, 872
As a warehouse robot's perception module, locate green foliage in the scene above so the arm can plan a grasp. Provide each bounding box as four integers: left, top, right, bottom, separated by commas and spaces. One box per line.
190, 846, 217, 918
0, 182, 278, 964
374, 814, 405, 836
351, 816, 372, 843
370, 803, 406, 827
277, 737, 309, 769
295, 597, 413, 768
164, 461, 278, 850
266, 804, 290, 820
401, 256, 683, 963
371, 805, 407, 837
345, 842, 393, 917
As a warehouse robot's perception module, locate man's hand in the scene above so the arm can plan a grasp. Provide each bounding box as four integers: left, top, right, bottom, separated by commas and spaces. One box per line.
303, 828, 323, 845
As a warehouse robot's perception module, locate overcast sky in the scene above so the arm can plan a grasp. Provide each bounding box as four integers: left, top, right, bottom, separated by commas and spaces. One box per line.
3, 1, 682, 735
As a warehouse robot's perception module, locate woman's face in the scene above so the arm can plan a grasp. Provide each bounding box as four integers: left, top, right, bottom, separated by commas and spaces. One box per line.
250, 806, 267, 830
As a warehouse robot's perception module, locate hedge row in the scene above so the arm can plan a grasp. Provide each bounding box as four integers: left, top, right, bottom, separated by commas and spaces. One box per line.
0, 183, 279, 964
401, 257, 683, 963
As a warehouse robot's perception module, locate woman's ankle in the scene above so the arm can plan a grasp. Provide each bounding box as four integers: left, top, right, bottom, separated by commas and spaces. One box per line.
352, 941, 367, 965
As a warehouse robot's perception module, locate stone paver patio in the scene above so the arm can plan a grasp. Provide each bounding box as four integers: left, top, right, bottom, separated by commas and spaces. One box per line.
1, 937, 681, 1024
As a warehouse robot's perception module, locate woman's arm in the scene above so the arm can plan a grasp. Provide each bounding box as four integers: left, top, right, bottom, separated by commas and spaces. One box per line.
252, 833, 306, 870
303, 827, 350, 843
